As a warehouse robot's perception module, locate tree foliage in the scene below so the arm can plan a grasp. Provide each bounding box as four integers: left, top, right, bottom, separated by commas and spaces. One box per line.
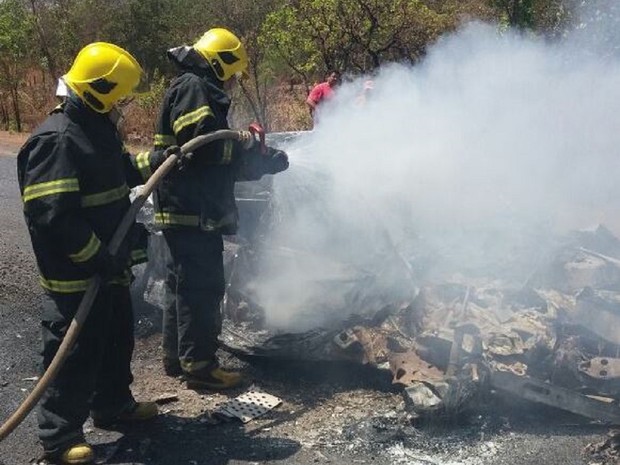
492, 0, 572, 34
0, 0, 594, 132
0, 0, 34, 130
260, 0, 497, 80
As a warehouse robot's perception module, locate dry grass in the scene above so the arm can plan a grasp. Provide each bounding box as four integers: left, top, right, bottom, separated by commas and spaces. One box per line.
226, 82, 312, 133
264, 85, 313, 132
9, 71, 311, 141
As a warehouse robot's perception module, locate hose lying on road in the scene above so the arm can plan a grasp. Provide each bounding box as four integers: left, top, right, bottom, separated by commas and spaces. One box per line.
0, 129, 246, 441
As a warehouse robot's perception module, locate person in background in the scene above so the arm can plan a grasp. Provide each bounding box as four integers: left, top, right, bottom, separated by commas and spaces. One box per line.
355, 79, 374, 107
17, 42, 165, 465
152, 28, 289, 390
305, 70, 341, 126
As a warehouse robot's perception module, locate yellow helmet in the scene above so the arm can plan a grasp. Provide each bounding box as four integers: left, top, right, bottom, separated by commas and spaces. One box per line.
193, 28, 249, 81
63, 42, 145, 113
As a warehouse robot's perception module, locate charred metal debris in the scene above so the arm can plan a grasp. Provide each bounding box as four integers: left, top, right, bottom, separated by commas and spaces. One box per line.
216, 223, 620, 425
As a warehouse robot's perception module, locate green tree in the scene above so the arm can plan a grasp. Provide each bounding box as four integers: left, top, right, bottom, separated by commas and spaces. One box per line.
3, 0, 587, 134
29, 0, 122, 78
260, 3, 324, 85
215, 0, 289, 128
491, 0, 572, 34
493, 0, 534, 29
259, 0, 454, 78
107, 0, 178, 79
0, 0, 34, 131
27, 0, 59, 78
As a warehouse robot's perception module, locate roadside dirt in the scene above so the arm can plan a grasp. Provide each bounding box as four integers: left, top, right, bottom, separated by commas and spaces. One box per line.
0, 132, 28, 157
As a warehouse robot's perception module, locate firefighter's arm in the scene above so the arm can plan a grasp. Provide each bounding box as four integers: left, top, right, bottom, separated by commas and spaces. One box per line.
125, 147, 168, 185
121, 149, 162, 265
19, 136, 126, 275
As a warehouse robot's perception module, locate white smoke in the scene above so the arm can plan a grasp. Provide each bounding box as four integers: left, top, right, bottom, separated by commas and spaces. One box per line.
252, 5, 620, 331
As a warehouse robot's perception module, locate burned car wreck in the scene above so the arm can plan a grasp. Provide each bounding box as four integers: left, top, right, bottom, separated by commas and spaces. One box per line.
133, 131, 620, 432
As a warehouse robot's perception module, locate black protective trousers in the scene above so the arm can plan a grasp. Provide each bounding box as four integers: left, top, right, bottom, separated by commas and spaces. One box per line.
38, 284, 135, 455
162, 229, 225, 369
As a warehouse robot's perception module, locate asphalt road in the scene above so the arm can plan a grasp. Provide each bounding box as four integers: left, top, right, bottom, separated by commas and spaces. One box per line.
0, 152, 47, 464
0, 148, 611, 465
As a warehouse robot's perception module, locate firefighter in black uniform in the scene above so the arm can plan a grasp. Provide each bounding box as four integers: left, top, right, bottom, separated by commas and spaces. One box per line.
153, 28, 289, 389
17, 43, 166, 464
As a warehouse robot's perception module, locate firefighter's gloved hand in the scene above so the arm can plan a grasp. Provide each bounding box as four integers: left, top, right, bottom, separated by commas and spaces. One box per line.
163, 145, 182, 159
163, 145, 192, 169
267, 148, 289, 174
89, 223, 143, 277
89, 247, 129, 278
101, 250, 130, 278
238, 130, 256, 150
125, 222, 147, 253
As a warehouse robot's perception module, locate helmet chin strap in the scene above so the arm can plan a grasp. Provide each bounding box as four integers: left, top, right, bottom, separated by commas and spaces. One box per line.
65, 86, 123, 126
108, 106, 124, 128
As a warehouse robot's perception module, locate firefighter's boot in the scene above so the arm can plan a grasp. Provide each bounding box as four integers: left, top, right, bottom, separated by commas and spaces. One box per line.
163, 357, 182, 377
59, 443, 94, 464
182, 362, 243, 390
92, 400, 158, 428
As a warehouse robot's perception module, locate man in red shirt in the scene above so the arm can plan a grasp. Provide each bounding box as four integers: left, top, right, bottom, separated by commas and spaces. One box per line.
306, 70, 341, 126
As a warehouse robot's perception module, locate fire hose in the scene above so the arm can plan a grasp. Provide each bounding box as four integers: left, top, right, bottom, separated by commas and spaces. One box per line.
0, 126, 266, 441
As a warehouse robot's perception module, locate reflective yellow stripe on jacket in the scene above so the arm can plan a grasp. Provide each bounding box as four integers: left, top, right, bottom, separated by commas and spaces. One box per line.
68, 232, 101, 263
23, 178, 80, 202
135, 151, 152, 181
172, 106, 213, 135
81, 184, 129, 207
154, 134, 176, 147
154, 212, 200, 227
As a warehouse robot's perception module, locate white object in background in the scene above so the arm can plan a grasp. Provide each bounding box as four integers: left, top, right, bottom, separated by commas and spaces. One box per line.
56, 78, 68, 98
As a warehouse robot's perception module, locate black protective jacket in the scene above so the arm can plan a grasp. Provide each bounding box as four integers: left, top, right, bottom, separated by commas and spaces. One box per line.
17, 97, 162, 294
153, 47, 282, 234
